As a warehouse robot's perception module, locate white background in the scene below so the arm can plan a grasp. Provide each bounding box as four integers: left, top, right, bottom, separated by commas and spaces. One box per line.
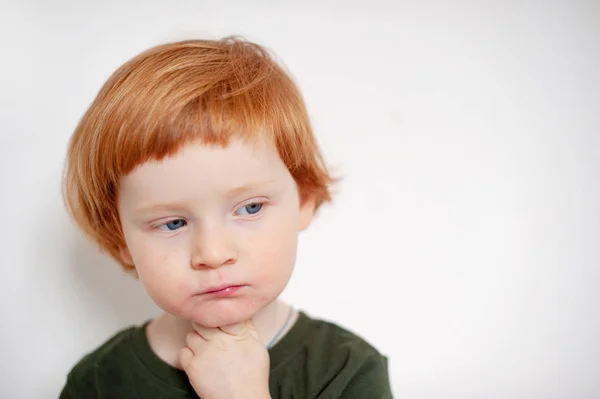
1, 1, 599, 398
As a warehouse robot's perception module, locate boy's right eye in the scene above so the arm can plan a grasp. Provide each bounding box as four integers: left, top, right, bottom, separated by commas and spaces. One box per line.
157, 219, 187, 231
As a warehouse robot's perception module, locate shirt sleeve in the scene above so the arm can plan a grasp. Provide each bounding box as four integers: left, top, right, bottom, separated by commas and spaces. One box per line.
58, 384, 75, 399
58, 368, 98, 399
341, 355, 393, 399
316, 354, 394, 399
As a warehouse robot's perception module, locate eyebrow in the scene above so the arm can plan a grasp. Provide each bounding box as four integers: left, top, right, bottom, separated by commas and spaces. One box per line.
134, 202, 190, 215
133, 180, 276, 215
224, 180, 275, 198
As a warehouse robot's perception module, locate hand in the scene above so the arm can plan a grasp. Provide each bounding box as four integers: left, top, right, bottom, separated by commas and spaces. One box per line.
179, 319, 271, 399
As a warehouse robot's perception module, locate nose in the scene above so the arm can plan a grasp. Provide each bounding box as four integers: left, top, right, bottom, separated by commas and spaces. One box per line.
190, 222, 237, 270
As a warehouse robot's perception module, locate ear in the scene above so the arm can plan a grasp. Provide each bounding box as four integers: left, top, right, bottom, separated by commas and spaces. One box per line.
119, 246, 135, 266
298, 191, 317, 232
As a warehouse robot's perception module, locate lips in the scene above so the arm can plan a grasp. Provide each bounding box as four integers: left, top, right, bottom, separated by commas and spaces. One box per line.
201, 284, 245, 295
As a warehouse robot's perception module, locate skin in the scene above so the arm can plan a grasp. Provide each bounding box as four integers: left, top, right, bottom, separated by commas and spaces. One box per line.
117, 135, 315, 398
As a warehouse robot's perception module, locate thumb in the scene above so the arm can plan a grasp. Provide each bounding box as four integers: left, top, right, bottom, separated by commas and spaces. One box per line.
219, 321, 250, 337
245, 318, 262, 342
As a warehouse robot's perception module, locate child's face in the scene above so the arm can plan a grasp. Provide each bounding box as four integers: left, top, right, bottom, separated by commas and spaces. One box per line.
117, 136, 315, 327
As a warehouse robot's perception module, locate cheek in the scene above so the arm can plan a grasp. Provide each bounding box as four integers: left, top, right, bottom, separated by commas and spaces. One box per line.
247, 215, 298, 279
133, 245, 169, 279
128, 232, 182, 277
131, 243, 192, 304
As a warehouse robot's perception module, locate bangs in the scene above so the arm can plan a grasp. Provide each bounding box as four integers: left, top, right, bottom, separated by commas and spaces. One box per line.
89, 38, 296, 177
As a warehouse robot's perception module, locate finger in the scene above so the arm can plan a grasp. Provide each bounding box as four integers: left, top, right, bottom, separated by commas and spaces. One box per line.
219, 321, 249, 337
185, 331, 205, 351
191, 322, 221, 341
179, 347, 194, 370
190, 324, 228, 350
245, 318, 262, 341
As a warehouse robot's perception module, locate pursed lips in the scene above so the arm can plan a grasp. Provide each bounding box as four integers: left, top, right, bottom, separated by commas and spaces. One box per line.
200, 284, 246, 295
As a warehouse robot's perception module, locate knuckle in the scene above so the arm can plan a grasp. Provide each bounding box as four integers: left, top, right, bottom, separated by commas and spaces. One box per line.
185, 332, 197, 346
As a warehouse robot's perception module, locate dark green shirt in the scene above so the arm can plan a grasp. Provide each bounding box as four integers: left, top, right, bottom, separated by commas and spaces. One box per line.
60, 311, 392, 398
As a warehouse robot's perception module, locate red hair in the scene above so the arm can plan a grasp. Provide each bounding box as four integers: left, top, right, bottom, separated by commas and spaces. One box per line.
63, 37, 334, 273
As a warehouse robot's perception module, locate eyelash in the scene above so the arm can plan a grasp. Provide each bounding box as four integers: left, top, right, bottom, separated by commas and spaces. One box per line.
154, 201, 267, 232
235, 202, 264, 216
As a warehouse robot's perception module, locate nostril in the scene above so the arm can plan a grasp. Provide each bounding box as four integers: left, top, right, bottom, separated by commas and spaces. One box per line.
191, 257, 236, 270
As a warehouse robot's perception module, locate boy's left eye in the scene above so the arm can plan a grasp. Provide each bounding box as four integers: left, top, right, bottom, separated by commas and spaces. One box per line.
236, 203, 263, 216
157, 219, 187, 231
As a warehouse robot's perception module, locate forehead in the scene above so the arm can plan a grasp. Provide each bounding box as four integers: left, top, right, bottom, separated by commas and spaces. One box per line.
118, 136, 290, 202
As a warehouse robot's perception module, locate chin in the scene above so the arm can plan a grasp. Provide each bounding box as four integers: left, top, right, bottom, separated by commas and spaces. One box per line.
181, 298, 267, 327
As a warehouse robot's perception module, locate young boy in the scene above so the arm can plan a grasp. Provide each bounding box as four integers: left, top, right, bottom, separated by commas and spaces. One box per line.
60, 37, 392, 398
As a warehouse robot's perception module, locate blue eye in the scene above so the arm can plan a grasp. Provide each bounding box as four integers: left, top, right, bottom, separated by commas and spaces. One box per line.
237, 203, 263, 215
158, 219, 187, 231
